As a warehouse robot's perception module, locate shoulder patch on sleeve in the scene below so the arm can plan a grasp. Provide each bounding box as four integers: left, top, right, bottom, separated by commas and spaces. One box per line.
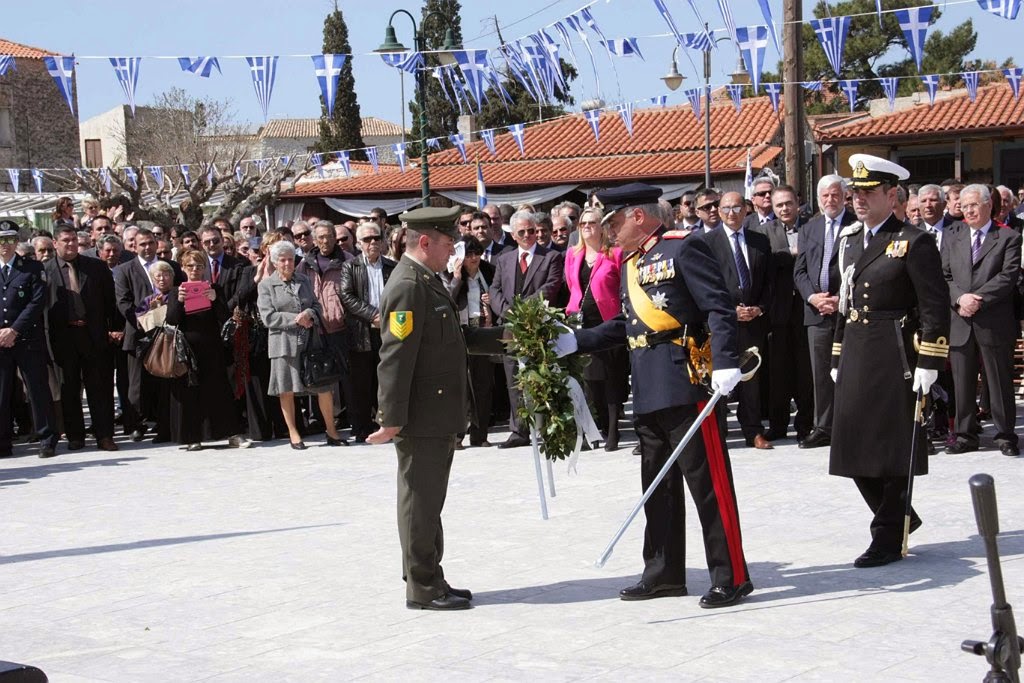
389, 311, 413, 340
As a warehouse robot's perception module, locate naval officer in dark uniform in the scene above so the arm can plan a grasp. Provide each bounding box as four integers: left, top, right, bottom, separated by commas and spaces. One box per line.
830, 154, 950, 568
0, 221, 59, 458
560, 183, 753, 608
368, 207, 504, 611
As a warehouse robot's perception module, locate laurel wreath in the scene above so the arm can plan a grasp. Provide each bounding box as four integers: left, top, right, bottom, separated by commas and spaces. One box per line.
503, 296, 589, 461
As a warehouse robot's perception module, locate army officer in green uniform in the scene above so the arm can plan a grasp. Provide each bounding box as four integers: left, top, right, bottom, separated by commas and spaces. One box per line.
367, 206, 504, 611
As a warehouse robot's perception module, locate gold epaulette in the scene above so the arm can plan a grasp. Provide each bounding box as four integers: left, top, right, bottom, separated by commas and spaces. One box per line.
832, 343, 842, 356
917, 336, 949, 359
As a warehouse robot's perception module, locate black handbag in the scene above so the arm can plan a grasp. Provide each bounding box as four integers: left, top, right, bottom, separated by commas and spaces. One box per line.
301, 324, 345, 388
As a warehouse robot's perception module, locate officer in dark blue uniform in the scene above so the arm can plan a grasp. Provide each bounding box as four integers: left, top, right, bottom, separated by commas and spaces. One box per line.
568, 183, 753, 608
0, 221, 58, 458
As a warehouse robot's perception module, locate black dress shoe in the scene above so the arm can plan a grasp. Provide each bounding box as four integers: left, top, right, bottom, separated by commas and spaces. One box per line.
39, 444, 57, 459
497, 434, 530, 449
853, 548, 902, 568
945, 440, 978, 455
325, 435, 348, 447
290, 441, 307, 450
67, 439, 86, 451
406, 592, 472, 611
130, 427, 148, 442
447, 586, 473, 600
798, 430, 831, 449
1000, 443, 1020, 457
618, 581, 688, 601
699, 581, 753, 608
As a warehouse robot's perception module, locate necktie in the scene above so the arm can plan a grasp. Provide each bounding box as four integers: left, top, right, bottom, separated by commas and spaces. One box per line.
864, 229, 874, 248
819, 219, 834, 294
972, 230, 983, 265
66, 263, 80, 293
519, 252, 528, 274
1, 264, 8, 283
732, 231, 751, 297
211, 259, 220, 283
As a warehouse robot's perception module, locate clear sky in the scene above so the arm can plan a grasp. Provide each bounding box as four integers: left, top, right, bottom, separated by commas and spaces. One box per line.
5, 0, 1019, 131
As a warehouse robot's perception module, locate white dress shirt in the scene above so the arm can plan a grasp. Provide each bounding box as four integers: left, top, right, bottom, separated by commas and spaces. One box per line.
725, 227, 750, 267
364, 254, 384, 311
517, 244, 538, 269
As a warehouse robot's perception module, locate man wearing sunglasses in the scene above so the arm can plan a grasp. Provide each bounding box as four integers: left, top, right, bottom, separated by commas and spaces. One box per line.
199, 226, 246, 311
694, 189, 722, 233
742, 177, 777, 231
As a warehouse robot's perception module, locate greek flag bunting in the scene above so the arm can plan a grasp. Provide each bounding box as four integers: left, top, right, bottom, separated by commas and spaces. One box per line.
480, 129, 497, 156
245, 56, 278, 122
234, 163, 244, 184
99, 167, 111, 193
744, 149, 753, 199
0, 55, 14, 76
617, 102, 635, 137
583, 108, 601, 143
563, 13, 601, 94
652, 0, 689, 54
522, 43, 556, 102
921, 74, 940, 105
484, 62, 513, 109
764, 82, 783, 112
735, 25, 769, 93
552, 21, 579, 70
110, 57, 142, 115
336, 150, 351, 177
601, 38, 644, 60
379, 51, 424, 73
536, 30, 568, 92
177, 57, 221, 77
32, 168, 43, 193
726, 83, 744, 113
839, 79, 859, 112
207, 163, 216, 187
685, 87, 702, 121
310, 153, 324, 178
392, 143, 407, 173
425, 138, 442, 151
312, 54, 347, 114
894, 6, 933, 72
508, 123, 526, 156
147, 165, 164, 190
450, 134, 468, 163
280, 156, 290, 168
880, 76, 900, 111
476, 162, 487, 210
756, 0, 780, 53
650, 94, 668, 107
73, 168, 84, 180
254, 159, 266, 175
453, 50, 490, 105
1005, 67, 1023, 100
976, 0, 1022, 20
682, 0, 715, 48
810, 16, 851, 77
875, 0, 884, 27
579, 8, 609, 47
43, 55, 76, 114
124, 167, 138, 190
7, 169, 18, 193
963, 71, 980, 102
500, 45, 539, 103
366, 147, 379, 174
179, 164, 190, 186
801, 81, 823, 91
718, 0, 738, 43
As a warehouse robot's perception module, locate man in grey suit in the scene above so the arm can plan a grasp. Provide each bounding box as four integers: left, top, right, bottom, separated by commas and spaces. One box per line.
793, 175, 855, 449
942, 184, 1022, 456
489, 210, 565, 448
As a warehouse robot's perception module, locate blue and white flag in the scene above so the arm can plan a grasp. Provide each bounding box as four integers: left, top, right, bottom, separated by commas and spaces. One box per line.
110, 57, 141, 115
810, 16, 851, 77
718, 0, 738, 44
522, 43, 555, 103
476, 162, 487, 210
726, 83, 744, 112
207, 162, 217, 186
426, 137, 442, 151
764, 82, 783, 112
583, 108, 601, 143
880, 76, 900, 111
499, 45, 539, 103
976, 0, 1022, 20
177, 57, 221, 77
894, 6, 933, 73
73, 167, 84, 180
245, 56, 278, 122
685, 88, 702, 121
536, 30, 568, 93
484, 60, 514, 109
179, 164, 191, 186
280, 155, 291, 168
1005, 67, 1023, 100
336, 150, 351, 177
601, 38, 644, 60
310, 153, 324, 178
480, 128, 497, 156
579, 7, 610, 47
124, 167, 138, 190
379, 51, 424, 73
801, 81, 823, 91
234, 163, 244, 184
147, 165, 165, 190
563, 13, 601, 94
450, 134, 468, 163
453, 50, 490, 105
617, 102, 635, 137
7, 169, 18, 193
31, 168, 43, 193
963, 71, 980, 102
99, 167, 112, 193
650, 94, 668, 107
552, 21, 579, 70
0, 55, 15, 76
735, 25, 769, 93
744, 149, 753, 199
682, 0, 715, 48
652, 0, 689, 54
756, 0, 780, 53
392, 143, 407, 173
366, 147, 379, 174
43, 55, 76, 114
921, 74, 940, 105
508, 123, 526, 156
839, 79, 859, 112
253, 159, 266, 175
312, 54, 347, 114
875, 0, 884, 27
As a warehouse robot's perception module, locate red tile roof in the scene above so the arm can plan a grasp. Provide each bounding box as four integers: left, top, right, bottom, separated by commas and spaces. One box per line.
259, 116, 407, 139
0, 38, 61, 59
283, 96, 783, 197
817, 84, 1024, 143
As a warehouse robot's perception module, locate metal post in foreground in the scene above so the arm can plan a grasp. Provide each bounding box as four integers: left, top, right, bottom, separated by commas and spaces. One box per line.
530, 423, 548, 520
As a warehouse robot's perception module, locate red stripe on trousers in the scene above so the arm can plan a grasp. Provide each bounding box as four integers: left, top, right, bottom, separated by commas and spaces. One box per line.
697, 400, 747, 586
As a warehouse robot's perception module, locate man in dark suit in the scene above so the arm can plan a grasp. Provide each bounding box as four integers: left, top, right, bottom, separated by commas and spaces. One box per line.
46, 225, 119, 452
0, 223, 58, 458
742, 177, 777, 232
764, 185, 813, 442
942, 184, 1022, 456
469, 212, 509, 264
199, 226, 245, 311
489, 209, 565, 448
113, 228, 184, 441
706, 191, 773, 449
793, 175, 855, 449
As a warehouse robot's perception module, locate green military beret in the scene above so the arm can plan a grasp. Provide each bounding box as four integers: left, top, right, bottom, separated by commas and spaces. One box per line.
399, 206, 462, 240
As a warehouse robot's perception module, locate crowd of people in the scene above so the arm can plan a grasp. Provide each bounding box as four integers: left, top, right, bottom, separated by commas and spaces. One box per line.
0, 175, 1022, 461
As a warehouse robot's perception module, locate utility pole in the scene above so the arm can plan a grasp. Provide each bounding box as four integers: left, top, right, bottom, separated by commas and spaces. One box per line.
783, 0, 805, 195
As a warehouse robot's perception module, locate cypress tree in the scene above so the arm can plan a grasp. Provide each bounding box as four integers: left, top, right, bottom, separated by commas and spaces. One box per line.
317, 2, 367, 159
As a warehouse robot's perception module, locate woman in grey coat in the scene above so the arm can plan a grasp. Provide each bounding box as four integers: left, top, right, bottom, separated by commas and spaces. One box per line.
257, 240, 344, 450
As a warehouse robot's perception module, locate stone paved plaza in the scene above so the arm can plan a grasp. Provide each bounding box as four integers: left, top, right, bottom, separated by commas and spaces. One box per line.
2, 414, 1022, 682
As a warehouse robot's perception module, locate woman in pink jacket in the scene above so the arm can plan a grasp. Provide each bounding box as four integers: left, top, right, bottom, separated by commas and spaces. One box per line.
564, 207, 629, 451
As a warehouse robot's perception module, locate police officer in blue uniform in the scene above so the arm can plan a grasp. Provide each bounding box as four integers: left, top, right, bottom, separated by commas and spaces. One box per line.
0, 221, 58, 458
564, 183, 753, 608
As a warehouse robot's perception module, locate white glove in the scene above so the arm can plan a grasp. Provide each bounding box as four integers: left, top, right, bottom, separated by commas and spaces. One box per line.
710, 367, 742, 395
912, 368, 938, 395
830, 368, 838, 383
551, 322, 578, 358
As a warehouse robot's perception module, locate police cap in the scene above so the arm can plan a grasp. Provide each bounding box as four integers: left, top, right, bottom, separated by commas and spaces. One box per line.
0, 219, 19, 238
399, 206, 461, 240
848, 154, 910, 189
594, 182, 663, 216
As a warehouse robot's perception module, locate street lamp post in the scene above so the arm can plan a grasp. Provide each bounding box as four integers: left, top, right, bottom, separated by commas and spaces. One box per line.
376, 10, 460, 208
